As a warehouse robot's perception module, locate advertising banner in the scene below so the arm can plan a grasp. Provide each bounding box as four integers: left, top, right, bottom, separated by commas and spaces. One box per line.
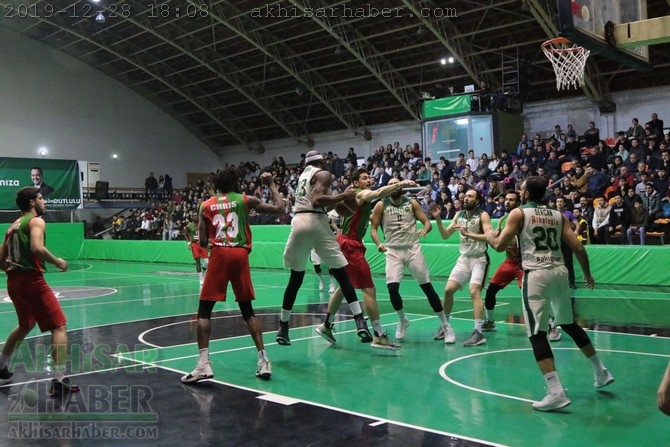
0, 158, 82, 210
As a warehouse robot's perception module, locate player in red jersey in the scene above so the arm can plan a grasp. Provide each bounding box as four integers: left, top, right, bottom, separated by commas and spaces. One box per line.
0, 187, 79, 395
181, 169, 284, 383
315, 168, 415, 350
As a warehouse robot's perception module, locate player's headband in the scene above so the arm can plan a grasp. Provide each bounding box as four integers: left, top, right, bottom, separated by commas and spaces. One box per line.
305, 154, 323, 163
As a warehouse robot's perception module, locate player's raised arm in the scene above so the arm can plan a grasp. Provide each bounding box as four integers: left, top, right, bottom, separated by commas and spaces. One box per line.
487, 208, 522, 252
370, 200, 386, 252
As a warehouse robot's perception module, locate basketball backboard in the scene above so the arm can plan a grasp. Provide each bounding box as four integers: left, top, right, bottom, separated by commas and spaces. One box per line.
558, 0, 650, 70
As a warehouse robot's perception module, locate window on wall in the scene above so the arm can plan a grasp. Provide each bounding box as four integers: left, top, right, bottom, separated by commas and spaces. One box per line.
422, 116, 493, 161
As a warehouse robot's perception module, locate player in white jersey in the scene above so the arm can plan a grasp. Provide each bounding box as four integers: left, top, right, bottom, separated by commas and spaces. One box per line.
487, 176, 614, 412
430, 189, 492, 347
369, 178, 449, 341
278, 150, 371, 346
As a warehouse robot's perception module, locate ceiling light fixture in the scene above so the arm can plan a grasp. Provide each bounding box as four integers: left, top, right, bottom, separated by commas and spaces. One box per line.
95, 11, 105, 23
38, 147, 48, 157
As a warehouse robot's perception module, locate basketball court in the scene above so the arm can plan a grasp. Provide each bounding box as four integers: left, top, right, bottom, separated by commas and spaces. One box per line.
0, 260, 668, 446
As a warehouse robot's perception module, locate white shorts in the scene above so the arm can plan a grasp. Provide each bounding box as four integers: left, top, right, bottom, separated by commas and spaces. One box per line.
283, 213, 347, 271
385, 245, 430, 284
310, 249, 321, 265
522, 265, 573, 336
448, 254, 490, 288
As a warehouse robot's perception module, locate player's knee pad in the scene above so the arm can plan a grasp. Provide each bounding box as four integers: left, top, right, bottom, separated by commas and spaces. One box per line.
289, 269, 305, 286
560, 322, 591, 348
420, 283, 443, 313
197, 300, 215, 320
529, 333, 553, 362
387, 283, 402, 310
238, 301, 255, 321
484, 284, 501, 310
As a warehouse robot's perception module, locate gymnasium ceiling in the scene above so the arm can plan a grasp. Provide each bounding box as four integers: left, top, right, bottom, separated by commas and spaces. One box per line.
1, 0, 669, 156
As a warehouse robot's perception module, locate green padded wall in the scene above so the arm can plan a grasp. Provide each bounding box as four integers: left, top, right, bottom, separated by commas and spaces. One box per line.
0, 222, 84, 261
3, 223, 665, 286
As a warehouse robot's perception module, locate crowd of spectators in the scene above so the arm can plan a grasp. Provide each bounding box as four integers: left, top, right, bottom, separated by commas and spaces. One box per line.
103, 113, 669, 246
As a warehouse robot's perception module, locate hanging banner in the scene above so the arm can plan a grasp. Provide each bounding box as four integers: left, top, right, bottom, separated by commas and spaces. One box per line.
0, 157, 82, 210
422, 95, 472, 119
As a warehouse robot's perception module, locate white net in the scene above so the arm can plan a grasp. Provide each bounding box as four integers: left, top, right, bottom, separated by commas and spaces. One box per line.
542, 38, 591, 91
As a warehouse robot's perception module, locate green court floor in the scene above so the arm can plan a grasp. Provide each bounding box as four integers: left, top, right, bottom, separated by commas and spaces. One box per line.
0, 260, 669, 446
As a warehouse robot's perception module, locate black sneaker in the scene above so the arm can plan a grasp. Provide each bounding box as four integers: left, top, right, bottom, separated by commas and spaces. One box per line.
354, 314, 372, 343
276, 321, 291, 346
0, 366, 13, 385
50, 377, 80, 396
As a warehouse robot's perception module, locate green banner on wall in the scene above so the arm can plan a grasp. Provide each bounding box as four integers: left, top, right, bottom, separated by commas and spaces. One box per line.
422, 95, 472, 119
0, 157, 81, 210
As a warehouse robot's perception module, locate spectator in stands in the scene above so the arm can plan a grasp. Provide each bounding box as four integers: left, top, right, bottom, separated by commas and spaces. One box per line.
517, 133, 531, 157
578, 195, 595, 227
635, 172, 650, 196
615, 131, 631, 151
570, 164, 587, 193
607, 193, 631, 245
583, 121, 600, 147
488, 153, 500, 173
627, 118, 645, 140
500, 164, 516, 191
592, 196, 611, 244
543, 151, 562, 181
641, 182, 662, 222
346, 147, 358, 167
629, 140, 647, 164
564, 134, 581, 160
627, 199, 648, 245
647, 113, 664, 139
586, 164, 609, 198
624, 186, 641, 210
498, 149, 513, 171
145, 172, 159, 195
573, 208, 590, 244
618, 166, 636, 189
586, 141, 607, 171
466, 150, 478, 171
654, 169, 670, 199
615, 143, 630, 162
475, 158, 490, 181
566, 124, 578, 140
164, 174, 173, 195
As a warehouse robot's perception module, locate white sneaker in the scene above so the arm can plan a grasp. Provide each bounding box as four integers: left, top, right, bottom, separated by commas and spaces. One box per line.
547, 326, 562, 342
532, 390, 571, 412
395, 318, 411, 340
181, 362, 214, 383
318, 279, 325, 291
594, 368, 615, 388
443, 324, 456, 344
256, 357, 272, 380
328, 283, 336, 294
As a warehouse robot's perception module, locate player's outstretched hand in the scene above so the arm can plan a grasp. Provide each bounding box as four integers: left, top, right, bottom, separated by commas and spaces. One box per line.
259, 172, 274, 186
429, 203, 441, 219
399, 180, 416, 188
377, 244, 387, 253
55, 258, 68, 272
416, 228, 428, 237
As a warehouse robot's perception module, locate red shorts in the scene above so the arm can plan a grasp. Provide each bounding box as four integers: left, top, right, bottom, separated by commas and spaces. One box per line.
6, 271, 66, 332
337, 235, 374, 289
490, 257, 523, 288
200, 246, 254, 302
190, 243, 208, 260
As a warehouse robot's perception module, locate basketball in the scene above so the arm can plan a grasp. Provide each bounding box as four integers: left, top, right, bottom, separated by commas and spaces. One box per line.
335, 196, 357, 217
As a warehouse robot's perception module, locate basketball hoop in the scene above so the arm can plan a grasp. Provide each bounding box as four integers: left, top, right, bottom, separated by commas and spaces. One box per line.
541, 37, 591, 91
